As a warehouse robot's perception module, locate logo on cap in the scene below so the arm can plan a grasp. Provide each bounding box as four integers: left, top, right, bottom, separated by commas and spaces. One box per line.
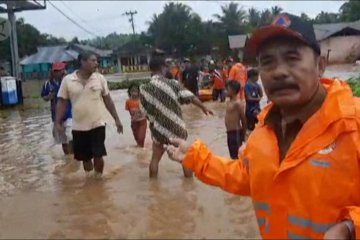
272, 15, 291, 28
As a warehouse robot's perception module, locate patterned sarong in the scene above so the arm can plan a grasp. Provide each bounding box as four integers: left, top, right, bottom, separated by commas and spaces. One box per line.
139, 74, 194, 144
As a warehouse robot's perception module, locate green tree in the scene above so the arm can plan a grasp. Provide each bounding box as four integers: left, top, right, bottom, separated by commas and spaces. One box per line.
247, 7, 261, 27
259, 9, 272, 26
340, 0, 360, 21
0, 17, 67, 61
214, 2, 248, 35
271, 6, 283, 16
147, 2, 205, 56
300, 13, 311, 22
314, 11, 340, 24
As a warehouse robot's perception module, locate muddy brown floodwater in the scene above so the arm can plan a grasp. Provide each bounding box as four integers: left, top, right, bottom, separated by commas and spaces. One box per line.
0, 89, 260, 239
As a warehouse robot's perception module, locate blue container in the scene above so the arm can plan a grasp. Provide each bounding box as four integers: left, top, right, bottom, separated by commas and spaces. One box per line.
1, 76, 18, 105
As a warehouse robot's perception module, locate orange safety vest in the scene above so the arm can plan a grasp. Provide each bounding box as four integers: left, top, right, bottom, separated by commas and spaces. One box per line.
183, 78, 360, 239
228, 63, 247, 100
212, 69, 226, 90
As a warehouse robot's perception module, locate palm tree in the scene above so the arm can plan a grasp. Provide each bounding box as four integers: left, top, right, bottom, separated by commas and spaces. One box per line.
248, 7, 261, 27
271, 6, 283, 16
259, 9, 272, 26
214, 2, 247, 35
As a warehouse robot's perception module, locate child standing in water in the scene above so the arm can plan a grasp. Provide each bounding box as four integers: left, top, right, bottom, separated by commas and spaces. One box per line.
225, 80, 247, 159
245, 69, 263, 131
125, 84, 147, 147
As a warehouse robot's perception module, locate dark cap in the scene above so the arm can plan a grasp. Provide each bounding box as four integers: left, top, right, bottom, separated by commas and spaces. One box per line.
247, 13, 320, 56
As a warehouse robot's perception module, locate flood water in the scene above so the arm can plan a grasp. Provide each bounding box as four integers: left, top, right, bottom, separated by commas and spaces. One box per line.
0, 89, 260, 239
0, 66, 357, 239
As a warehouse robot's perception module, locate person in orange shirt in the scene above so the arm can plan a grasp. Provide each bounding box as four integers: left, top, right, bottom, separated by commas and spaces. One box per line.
164, 13, 360, 239
125, 83, 147, 148
212, 63, 226, 102
228, 59, 248, 100
170, 62, 182, 82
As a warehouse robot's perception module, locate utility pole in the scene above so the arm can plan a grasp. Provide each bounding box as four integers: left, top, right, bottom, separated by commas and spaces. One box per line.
123, 10, 137, 35
7, 1, 20, 80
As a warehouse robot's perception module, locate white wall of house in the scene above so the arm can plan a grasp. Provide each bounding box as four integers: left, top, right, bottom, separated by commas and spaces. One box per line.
320, 35, 360, 64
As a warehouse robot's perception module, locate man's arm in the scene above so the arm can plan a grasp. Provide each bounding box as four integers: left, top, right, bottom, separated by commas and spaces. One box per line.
103, 94, 123, 133
41, 82, 54, 102
238, 101, 247, 134
175, 139, 251, 195
192, 97, 213, 115
55, 98, 68, 131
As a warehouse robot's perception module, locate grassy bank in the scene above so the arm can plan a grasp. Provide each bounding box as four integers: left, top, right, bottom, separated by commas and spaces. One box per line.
108, 79, 150, 91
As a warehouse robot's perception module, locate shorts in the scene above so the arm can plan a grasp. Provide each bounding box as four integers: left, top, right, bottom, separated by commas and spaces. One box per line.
212, 89, 225, 102
72, 126, 107, 161
52, 118, 72, 144
246, 106, 260, 131
227, 130, 244, 160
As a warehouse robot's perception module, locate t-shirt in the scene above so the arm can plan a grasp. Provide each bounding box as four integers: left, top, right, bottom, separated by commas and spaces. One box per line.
57, 71, 110, 131
229, 63, 247, 100
125, 99, 146, 122
41, 79, 72, 122
245, 81, 261, 114
212, 69, 226, 90
139, 74, 194, 144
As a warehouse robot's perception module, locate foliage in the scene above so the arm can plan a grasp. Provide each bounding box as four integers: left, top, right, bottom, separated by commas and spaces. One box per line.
347, 76, 360, 97
108, 79, 150, 90
0, 17, 66, 62
2, 0, 360, 63
340, 0, 360, 22
147, 2, 205, 56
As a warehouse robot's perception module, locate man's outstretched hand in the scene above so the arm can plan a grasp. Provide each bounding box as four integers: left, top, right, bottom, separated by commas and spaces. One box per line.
202, 107, 214, 116
164, 138, 192, 163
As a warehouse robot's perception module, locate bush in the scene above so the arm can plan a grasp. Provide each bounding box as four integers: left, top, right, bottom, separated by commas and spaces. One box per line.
108, 79, 150, 90
347, 76, 360, 97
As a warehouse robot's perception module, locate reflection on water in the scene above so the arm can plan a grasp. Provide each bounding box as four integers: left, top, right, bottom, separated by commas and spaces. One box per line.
0, 88, 259, 239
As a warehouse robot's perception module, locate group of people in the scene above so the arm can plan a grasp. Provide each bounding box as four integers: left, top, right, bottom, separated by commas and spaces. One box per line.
161, 56, 264, 159
40, 12, 360, 239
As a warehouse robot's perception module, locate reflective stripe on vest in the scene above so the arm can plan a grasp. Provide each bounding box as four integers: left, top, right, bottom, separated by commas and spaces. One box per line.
254, 202, 271, 212
288, 215, 335, 233
257, 217, 270, 233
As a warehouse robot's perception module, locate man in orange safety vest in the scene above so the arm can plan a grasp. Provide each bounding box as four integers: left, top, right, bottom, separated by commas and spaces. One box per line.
165, 13, 360, 239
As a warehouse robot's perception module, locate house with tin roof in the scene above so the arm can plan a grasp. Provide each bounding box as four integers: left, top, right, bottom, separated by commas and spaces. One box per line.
20, 44, 113, 80
314, 20, 360, 64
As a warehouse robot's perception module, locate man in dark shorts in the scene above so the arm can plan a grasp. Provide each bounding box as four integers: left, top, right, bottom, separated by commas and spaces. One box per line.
56, 52, 123, 178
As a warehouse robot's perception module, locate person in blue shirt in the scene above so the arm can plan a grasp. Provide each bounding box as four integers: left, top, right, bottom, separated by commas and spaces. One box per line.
41, 62, 73, 156
245, 68, 263, 131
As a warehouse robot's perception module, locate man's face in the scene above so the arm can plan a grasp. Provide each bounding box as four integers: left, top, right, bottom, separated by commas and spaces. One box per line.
258, 37, 325, 108
52, 69, 64, 80
82, 55, 98, 73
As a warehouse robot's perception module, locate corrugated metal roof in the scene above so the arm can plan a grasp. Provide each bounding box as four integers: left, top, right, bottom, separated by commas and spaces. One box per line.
314, 20, 360, 41
20, 45, 78, 65
73, 44, 112, 57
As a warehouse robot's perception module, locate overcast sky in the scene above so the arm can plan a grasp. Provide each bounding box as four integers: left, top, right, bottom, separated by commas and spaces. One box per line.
1, 1, 345, 41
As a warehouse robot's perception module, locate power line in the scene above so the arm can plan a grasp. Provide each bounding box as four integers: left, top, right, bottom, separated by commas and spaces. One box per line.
48, 0, 100, 39
58, 0, 103, 35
